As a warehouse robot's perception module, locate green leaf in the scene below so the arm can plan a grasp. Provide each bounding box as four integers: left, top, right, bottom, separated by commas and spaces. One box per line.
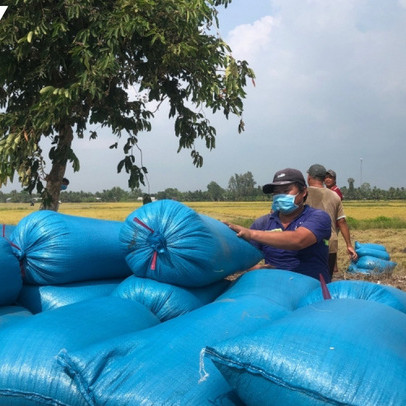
40, 86, 55, 94
117, 159, 125, 173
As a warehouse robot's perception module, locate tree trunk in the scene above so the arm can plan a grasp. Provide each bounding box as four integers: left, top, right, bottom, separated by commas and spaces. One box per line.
40, 124, 73, 211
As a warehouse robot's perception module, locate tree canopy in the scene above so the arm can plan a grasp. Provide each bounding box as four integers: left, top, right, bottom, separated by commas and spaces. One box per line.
0, 0, 254, 210
228, 171, 256, 200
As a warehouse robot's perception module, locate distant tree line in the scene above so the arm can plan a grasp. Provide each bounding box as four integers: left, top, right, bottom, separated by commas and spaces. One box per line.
341, 178, 406, 200
1, 172, 406, 203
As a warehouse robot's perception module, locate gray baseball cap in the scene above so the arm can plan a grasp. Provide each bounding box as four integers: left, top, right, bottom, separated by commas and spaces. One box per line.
308, 164, 327, 178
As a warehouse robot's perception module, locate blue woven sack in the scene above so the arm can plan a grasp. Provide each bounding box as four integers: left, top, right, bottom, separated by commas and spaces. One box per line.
1, 224, 16, 238
10, 210, 132, 284
0, 237, 22, 306
119, 200, 263, 287
0, 296, 159, 406
346, 262, 370, 274
0, 306, 32, 328
217, 268, 319, 310
17, 279, 123, 314
355, 255, 397, 273
354, 241, 387, 251
355, 247, 390, 260
205, 299, 406, 406
58, 270, 292, 405
112, 275, 229, 321
298, 280, 406, 313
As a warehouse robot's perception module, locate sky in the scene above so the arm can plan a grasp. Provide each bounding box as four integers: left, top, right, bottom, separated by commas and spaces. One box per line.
3, 0, 406, 193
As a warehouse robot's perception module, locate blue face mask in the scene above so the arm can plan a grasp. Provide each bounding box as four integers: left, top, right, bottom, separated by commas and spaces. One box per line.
272, 193, 299, 214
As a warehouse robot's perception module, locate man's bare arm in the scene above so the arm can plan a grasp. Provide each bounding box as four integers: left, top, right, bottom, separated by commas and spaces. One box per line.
226, 223, 317, 250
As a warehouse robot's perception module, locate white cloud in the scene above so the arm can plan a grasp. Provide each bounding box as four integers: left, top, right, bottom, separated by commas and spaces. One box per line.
227, 16, 277, 61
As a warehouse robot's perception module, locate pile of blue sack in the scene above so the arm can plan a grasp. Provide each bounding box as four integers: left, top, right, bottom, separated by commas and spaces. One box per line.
0, 199, 405, 406
348, 241, 397, 275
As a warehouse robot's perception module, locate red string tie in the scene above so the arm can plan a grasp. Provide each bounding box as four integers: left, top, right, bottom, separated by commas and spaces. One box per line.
134, 217, 157, 271
319, 273, 332, 300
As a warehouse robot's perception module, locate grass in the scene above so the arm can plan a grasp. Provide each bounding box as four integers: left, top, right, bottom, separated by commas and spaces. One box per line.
346, 216, 406, 229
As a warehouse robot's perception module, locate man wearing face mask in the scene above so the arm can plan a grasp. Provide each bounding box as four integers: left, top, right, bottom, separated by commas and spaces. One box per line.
226, 168, 332, 282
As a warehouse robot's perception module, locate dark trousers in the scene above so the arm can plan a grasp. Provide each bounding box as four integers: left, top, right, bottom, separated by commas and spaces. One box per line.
328, 253, 337, 279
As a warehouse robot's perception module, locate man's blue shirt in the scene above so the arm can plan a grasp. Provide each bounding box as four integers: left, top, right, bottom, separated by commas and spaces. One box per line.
250, 205, 331, 282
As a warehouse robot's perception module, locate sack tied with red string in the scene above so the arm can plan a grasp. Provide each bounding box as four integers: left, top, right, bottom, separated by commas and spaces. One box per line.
119, 200, 264, 287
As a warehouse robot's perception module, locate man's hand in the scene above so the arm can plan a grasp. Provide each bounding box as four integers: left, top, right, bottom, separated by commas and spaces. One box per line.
224, 222, 252, 241
347, 245, 358, 261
